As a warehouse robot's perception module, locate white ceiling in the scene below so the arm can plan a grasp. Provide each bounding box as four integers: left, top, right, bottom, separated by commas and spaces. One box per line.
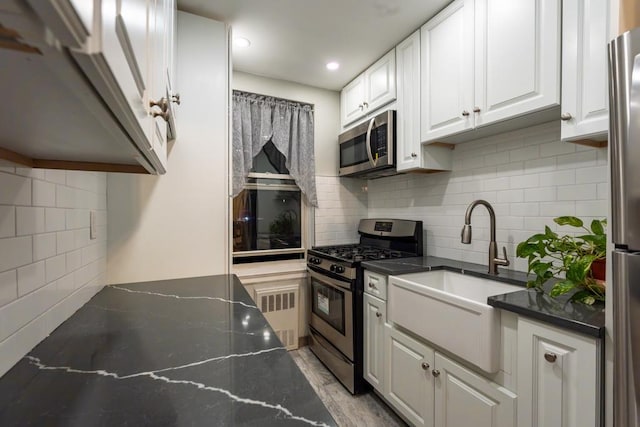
177, 0, 450, 91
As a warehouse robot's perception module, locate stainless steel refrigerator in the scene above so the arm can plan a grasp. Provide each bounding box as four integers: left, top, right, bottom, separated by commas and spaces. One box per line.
609, 25, 640, 427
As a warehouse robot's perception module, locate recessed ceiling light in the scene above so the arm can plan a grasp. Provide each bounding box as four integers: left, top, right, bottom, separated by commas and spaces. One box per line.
326, 61, 340, 71
234, 37, 251, 48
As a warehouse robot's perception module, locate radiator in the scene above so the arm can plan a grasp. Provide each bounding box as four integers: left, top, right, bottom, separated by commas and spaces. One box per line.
254, 284, 299, 350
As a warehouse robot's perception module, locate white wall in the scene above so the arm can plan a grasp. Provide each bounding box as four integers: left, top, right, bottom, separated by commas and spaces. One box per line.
367, 121, 608, 272
233, 71, 340, 177
107, 12, 228, 284
0, 166, 107, 376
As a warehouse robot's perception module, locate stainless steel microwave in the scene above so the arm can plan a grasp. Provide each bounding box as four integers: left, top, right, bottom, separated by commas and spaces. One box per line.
338, 110, 395, 178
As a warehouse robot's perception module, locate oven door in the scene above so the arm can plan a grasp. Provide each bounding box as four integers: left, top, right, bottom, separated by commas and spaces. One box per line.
308, 269, 354, 360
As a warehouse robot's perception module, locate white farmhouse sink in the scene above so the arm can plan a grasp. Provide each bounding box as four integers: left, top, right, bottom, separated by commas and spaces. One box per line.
388, 270, 522, 373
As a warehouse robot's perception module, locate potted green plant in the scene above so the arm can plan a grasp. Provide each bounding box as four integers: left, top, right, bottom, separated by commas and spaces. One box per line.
516, 216, 607, 305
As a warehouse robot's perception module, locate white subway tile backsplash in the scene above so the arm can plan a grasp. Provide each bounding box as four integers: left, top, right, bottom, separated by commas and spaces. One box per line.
16, 207, 45, 236
0, 166, 106, 378
17, 261, 45, 296
0, 206, 15, 238
575, 166, 607, 184
32, 180, 56, 207
557, 184, 597, 201
365, 122, 606, 272
523, 187, 556, 202
44, 170, 66, 185
44, 253, 66, 285
33, 233, 56, 261
0, 172, 31, 206
0, 270, 17, 307
0, 236, 32, 272
45, 208, 66, 232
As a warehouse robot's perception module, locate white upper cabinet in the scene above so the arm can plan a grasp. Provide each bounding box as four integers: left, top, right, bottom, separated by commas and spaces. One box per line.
2, 0, 176, 174
421, 0, 474, 142
421, 0, 560, 142
396, 30, 423, 171
560, 0, 610, 143
340, 49, 396, 128
474, 0, 560, 127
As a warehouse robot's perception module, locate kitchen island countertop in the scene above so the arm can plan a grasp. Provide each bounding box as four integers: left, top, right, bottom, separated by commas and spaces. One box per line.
362, 256, 605, 338
0, 275, 336, 426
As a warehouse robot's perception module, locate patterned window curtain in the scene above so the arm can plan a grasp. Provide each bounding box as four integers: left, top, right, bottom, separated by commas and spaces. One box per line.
232, 91, 318, 207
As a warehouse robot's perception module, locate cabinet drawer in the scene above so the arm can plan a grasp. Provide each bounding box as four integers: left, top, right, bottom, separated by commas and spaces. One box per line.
364, 270, 387, 300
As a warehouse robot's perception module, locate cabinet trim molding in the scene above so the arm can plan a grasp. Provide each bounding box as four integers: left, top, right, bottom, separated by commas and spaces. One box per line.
0, 146, 148, 173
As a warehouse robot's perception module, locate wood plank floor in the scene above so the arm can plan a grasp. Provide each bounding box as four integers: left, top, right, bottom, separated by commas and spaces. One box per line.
290, 347, 407, 427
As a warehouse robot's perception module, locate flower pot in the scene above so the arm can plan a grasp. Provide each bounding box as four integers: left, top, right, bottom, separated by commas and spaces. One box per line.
591, 258, 606, 281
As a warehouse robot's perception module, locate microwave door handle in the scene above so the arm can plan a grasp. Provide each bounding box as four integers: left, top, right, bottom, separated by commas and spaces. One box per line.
366, 117, 377, 167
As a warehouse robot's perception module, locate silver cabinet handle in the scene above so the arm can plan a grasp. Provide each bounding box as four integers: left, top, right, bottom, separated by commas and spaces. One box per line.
411, 152, 417, 158
152, 110, 170, 122
432, 369, 440, 377
368, 282, 376, 289
462, 110, 470, 117
421, 362, 430, 370
473, 106, 481, 113
150, 97, 169, 112
171, 93, 181, 105
375, 312, 382, 318
363, 101, 369, 109
544, 352, 557, 363
560, 113, 572, 121
358, 103, 364, 111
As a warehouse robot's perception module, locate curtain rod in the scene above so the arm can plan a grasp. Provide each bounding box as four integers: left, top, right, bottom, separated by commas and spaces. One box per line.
232, 90, 314, 111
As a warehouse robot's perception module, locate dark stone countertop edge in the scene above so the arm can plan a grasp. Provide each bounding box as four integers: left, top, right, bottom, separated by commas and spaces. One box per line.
361, 256, 605, 339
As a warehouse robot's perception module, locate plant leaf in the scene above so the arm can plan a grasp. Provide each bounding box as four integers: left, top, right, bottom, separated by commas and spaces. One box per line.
590, 219, 605, 236
550, 280, 577, 297
544, 226, 557, 238
554, 216, 583, 228
571, 290, 596, 305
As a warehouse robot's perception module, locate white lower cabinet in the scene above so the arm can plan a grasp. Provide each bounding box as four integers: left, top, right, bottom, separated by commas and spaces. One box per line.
517, 317, 601, 427
433, 353, 516, 427
386, 326, 435, 427
381, 326, 515, 427
363, 293, 386, 392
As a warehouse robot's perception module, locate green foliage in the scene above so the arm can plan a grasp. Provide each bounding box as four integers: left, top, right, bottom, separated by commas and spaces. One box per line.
516, 216, 607, 305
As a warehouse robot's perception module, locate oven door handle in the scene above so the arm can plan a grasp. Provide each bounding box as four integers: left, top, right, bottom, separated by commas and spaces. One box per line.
365, 117, 378, 167
309, 328, 352, 364
308, 269, 353, 292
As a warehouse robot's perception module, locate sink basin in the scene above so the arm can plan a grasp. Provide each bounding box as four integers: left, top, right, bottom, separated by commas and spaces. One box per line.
388, 270, 522, 373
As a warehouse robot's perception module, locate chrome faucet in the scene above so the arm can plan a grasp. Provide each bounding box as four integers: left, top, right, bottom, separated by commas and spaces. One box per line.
461, 200, 510, 275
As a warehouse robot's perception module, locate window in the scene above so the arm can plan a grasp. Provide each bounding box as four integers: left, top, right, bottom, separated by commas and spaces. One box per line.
232, 142, 306, 264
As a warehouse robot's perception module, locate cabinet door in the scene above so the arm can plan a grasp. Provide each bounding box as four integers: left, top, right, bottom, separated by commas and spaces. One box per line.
560, 0, 609, 141
149, 0, 168, 171
386, 326, 435, 427
474, 0, 560, 127
363, 293, 386, 392
421, 0, 474, 142
434, 353, 516, 427
396, 30, 422, 172
517, 317, 601, 427
365, 49, 396, 113
341, 74, 366, 127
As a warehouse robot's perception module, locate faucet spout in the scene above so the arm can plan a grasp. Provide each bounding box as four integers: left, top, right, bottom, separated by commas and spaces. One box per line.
461, 200, 509, 275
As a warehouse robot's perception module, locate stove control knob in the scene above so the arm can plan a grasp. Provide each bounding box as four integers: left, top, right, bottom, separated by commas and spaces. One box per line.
335, 266, 345, 274
309, 257, 321, 265
329, 264, 337, 272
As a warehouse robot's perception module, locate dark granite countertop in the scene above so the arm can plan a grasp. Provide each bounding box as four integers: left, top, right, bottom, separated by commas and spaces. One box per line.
0, 275, 336, 426
362, 256, 605, 338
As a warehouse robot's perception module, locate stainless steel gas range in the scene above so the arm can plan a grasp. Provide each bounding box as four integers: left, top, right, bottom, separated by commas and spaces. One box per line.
306, 219, 423, 394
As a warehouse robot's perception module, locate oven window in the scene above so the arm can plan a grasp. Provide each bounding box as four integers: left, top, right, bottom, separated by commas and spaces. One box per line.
233, 142, 306, 264
311, 278, 345, 334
